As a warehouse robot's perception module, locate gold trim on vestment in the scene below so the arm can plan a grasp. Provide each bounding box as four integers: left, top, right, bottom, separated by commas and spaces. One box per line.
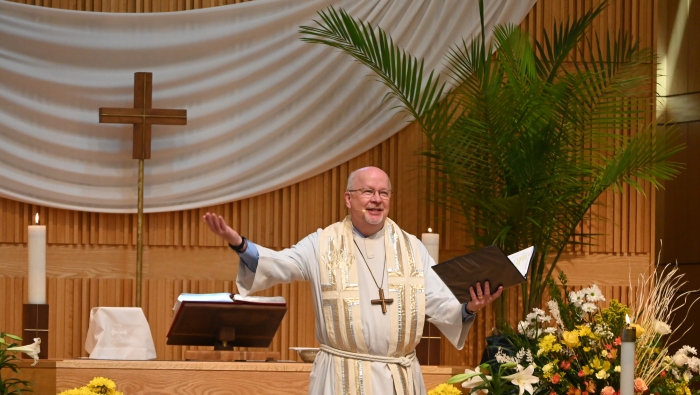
319, 217, 425, 395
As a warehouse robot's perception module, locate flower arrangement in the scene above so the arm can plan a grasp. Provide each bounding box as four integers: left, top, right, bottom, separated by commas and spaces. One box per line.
427, 383, 463, 395
445, 266, 700, 395
0, 332, 41, 394
57, 377, 124, 395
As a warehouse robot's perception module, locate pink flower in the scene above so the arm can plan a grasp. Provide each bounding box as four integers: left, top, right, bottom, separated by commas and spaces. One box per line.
600, 386, 616, 395
560, 360, 571, 370
614, 337, 622, 346
605, 343, 613, 350
578, 370, 585, 377
552, 374, 561, 384
634, 378, 648, 393
660, 371, 667, 378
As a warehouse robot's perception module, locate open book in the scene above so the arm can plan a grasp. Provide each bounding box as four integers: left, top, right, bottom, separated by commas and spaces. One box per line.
431, 245, 535, 304
172, 293, 286, 315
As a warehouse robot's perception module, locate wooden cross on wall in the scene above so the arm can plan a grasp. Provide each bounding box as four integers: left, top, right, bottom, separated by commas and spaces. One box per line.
99, 72, 187, 159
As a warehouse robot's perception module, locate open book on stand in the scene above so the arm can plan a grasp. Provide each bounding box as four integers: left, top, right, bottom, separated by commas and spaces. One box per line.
431, 245, 535, 304
167, 292, 288, 349
172, 293, 286, 315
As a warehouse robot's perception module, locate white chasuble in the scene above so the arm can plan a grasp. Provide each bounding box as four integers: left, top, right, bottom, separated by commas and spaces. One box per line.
236, 216, 473, 395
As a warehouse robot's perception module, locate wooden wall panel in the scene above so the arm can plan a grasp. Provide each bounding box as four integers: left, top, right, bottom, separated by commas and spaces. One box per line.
0, 0, 660, 367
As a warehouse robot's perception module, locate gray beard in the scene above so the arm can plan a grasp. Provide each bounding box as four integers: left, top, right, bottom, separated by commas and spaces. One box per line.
364, 211, 384, 225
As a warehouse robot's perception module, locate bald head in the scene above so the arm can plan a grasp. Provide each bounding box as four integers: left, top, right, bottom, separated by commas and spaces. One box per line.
346, 167, 392, 191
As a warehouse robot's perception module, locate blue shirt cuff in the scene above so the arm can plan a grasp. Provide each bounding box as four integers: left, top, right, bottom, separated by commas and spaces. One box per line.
462, 303, 475, 322
229, 241, 260, 272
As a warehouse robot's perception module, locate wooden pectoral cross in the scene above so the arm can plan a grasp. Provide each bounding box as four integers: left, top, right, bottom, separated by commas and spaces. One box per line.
371, 288, 394, 314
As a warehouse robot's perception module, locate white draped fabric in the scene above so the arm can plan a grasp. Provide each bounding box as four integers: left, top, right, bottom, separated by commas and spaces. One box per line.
0, 0, 535, 213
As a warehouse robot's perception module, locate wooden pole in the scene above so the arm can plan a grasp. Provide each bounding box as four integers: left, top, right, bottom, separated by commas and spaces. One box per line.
137, 158, 144, 307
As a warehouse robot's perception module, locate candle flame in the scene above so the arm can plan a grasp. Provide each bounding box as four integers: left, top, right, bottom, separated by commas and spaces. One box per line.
625, 314, 630, 325
428, 228, 432, 233
35, 213, 39, 224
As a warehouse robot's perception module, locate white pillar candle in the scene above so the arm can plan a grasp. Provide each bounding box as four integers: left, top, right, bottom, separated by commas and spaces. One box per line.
421, 228, 440, 263
28, 213, 46, 304
620, 315, 636, 395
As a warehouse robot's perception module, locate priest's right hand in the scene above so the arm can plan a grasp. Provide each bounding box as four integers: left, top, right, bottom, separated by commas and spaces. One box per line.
202, 212, 241, 246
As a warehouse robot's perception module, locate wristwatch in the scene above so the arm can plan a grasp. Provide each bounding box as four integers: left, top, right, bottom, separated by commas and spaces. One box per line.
229, 236, 247, 253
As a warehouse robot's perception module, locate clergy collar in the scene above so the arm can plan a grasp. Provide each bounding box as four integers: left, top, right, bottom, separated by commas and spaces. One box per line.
351, 223, 385, 239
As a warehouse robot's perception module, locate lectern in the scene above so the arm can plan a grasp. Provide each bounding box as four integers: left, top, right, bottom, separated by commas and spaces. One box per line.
167, 300, 287, 361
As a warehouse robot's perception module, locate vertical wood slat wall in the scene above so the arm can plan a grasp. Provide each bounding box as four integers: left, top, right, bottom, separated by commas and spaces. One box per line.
0, 0, 657, 367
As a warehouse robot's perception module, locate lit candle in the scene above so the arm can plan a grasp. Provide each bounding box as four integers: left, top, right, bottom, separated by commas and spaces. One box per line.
421, 228, 440, 263
620, 314, 636, 395
28, 213, 46, 304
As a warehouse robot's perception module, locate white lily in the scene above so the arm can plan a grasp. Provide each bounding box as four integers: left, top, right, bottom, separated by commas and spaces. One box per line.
502, 364, 539, 395
7, 337, 41, 366
461, 366, 492, 394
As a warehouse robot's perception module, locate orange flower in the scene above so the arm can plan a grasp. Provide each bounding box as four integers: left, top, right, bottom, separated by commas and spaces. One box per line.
567, 386, 582, 395
633, 378, 648, 393
552, 374, 561, 384
600, 386, 615, 395
585, 380, 596, 393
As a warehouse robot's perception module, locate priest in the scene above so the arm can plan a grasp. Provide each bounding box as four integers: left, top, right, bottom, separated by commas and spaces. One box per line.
202, 166, 502, 395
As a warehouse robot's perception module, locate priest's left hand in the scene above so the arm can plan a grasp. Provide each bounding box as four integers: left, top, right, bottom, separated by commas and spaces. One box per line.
466, 281, 503, 313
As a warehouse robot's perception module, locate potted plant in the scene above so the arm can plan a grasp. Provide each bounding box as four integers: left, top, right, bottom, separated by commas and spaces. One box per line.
299, 0, 683, 321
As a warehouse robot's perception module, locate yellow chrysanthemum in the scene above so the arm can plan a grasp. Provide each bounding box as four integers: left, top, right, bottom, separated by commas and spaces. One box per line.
57, 389, 93, 395
577, 325, 593, 337
88, 376, 116, 389
87, 376, 117, 394
427, 383, 462, 395
538, 334, 558, 355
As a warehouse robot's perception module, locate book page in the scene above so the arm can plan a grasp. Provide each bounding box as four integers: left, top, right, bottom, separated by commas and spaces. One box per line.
507, 246, 535, 277
233, 294, 286, 305
173, 293, 233, 312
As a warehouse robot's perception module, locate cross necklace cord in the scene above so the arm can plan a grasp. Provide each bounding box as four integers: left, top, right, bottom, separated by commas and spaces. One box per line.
353, 239, 393, 314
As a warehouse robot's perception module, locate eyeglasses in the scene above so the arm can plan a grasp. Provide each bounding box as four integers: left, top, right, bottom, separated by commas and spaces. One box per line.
347, 188, 392, 199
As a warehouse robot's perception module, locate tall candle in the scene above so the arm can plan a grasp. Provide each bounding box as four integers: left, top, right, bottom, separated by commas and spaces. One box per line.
620, 314, 636, 395
28, 213, 46, 304
421, 228, 440, 263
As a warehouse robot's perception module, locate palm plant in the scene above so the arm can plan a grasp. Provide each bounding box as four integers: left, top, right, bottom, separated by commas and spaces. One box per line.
299, 0, 683, 319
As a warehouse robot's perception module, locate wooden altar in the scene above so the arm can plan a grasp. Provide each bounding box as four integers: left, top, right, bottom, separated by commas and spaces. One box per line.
11, 360, 469, 394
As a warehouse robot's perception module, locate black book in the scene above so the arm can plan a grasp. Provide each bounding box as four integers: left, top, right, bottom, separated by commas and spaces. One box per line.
431, 245, 535, 304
